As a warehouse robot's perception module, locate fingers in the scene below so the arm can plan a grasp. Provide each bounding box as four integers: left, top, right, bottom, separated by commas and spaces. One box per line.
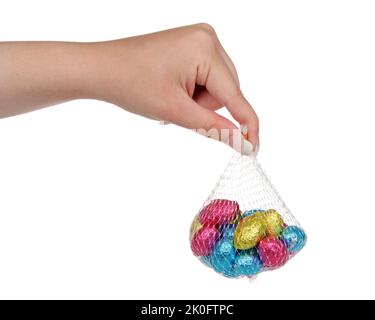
193, 85, 223, 111
167, 93, 254, 155
205, 57, 259, 151
225, 92, 259, 151
217, 43, 240, 87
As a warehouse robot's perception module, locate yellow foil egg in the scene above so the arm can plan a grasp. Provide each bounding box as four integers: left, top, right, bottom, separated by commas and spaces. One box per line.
190, 216, 203, 241
263, 209, 284, 236
233, 213, 266, 249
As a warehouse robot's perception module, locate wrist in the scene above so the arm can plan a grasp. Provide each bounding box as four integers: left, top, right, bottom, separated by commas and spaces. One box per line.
78, 40, 132, 104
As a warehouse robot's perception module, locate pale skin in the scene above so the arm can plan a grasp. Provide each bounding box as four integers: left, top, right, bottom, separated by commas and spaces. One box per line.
0, 23, 259, 154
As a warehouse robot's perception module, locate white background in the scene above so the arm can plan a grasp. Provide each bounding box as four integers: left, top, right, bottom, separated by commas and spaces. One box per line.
1, 0, 374, 299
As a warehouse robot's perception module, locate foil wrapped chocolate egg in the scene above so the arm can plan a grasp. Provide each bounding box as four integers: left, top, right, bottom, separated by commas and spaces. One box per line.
258, 237, 289, 268
219, 266, 239, 278
220, 224, 236, 240
263, 209, 284, 237
200, 255, 212, 267
281, 225, 306, 253
229, 212, 242, 225
210, 238, 238, 278
189, 216, 203, 241
242, 209, 264, 218
233, 213, 266, 249
191, 225, 220, 256
199, 199, 239, 225
234, 249, 263, 276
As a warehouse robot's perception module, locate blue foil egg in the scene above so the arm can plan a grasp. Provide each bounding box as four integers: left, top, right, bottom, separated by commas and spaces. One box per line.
234, 249, 263, 276
281, 225, 306, 253
200, 255, 212, 267
242, 209, 265, 218
220, 224, 236, 240
210, 238, 238, 277
221, 267, 240, 278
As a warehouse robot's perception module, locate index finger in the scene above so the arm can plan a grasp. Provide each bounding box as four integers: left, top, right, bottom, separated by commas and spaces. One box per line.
205, 57, 259, 151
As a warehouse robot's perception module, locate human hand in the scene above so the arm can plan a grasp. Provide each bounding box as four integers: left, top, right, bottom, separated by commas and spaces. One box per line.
0, 24, 259, 154
84, 24, 259, 154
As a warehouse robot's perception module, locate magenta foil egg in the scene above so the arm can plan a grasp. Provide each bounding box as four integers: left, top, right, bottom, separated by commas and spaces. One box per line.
191, 225, 220, 256
199, 199, 239, 226
258, 237, 289, 268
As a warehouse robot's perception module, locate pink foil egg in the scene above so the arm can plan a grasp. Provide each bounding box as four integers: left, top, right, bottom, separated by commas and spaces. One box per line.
258, 237, 289, 268
191, 225, 220, 256
199, 199, 239, 226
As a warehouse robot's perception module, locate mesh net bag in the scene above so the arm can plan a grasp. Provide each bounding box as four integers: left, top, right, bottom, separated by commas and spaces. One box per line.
190, 152, 306, 279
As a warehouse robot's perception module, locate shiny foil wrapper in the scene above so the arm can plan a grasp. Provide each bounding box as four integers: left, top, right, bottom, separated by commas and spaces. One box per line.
233, 213, 266, 249
234, 249, 263, 276
191, 225, 220, 256
210, 238, 238, 278
281, 225, 306, 253
263, 209, 284, 237
242, 209, 264, 219
199, 199, 239, 225
200, 255, 212, 267
258, 236, 289, 268
229, 211, 242, 225
189, 216, 202, 241
220, 224, 236, 240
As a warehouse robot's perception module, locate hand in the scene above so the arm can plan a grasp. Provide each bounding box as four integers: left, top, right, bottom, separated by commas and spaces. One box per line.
0, 24, 259, 154
89, 24, 259, 154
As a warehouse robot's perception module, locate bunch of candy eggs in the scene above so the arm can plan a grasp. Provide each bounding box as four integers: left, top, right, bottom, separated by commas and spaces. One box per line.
190, 199, 306, 278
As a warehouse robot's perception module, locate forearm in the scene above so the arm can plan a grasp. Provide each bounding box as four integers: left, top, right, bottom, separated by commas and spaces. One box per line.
0, 41, 100, 118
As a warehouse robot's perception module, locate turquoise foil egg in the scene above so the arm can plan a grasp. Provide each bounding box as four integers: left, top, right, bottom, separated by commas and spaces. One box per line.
281, 225, 306, 253
200, 255, 212, 267
234, 249, 263, 276
242, 209, 265, 218
221, 224, 236, 240
210, 238, 238, 278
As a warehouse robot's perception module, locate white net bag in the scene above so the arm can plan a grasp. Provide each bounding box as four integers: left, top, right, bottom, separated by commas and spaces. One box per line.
190, 152, 306, 279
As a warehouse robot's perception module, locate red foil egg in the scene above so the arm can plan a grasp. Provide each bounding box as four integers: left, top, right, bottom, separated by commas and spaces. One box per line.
199, 199, 239, 226
258, 237, 289, 268
191, 225, 220, 256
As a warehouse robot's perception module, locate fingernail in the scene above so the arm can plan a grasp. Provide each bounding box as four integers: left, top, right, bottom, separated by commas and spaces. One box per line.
240, 125, 249, 141
240, 125, 248, 135
241, 140, 254, 156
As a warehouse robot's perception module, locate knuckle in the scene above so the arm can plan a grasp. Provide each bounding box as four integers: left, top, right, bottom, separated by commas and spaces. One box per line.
191, 23, 217, 45
195, 23, 216, 34
224, 88, 244, 106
